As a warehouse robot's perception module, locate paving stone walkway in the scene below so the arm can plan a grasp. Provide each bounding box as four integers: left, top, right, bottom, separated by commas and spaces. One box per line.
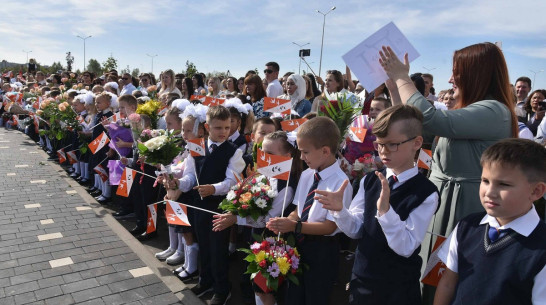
0, 130, 203, 305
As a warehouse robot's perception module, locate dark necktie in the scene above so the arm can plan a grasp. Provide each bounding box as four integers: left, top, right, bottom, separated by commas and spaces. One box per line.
297, 173, 321, 243
388, 175, 398, 189
210, 143, 218, 153
488, 226, 510, 243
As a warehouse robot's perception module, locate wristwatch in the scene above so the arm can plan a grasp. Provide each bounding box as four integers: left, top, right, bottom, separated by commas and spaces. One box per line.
294, 220, 302, 234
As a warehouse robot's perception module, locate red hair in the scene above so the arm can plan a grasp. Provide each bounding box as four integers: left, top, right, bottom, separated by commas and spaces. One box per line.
452, 42, 517, 137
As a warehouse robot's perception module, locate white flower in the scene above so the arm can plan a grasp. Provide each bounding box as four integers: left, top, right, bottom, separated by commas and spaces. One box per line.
226, 190, 236, 201
267, 189, 278, 198
255, 198, 267, 209
151, 129, 160, 137
144, 135, 167, 151
251, 185, 262, 193
353, 160, 364, 172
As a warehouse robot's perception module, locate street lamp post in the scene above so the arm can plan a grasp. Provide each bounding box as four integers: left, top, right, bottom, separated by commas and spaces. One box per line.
22, 50, 32, 65
292, 42, 310, 74
76, 35, 92, 71
529, 69, 544, 86
146, 54, 158, 74
316, 6, 336, 77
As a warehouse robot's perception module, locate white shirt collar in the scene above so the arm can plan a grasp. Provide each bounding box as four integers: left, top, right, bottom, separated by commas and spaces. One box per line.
479, 205, 540, 237
316, 160, 339, 181
207, 139, 225, 150
229, 130, 240, 142
386, 166, 418, 184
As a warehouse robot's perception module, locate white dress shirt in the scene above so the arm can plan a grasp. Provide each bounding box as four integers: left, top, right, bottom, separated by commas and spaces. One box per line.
293, 162, 353, 236
266, 79, 283, 98
206, 140, 245, 196
237, 178, 294, 227
120, 83, 136, 96
174, 152, 197, 193
331, 166, 439, 257
438, 206, 545, 304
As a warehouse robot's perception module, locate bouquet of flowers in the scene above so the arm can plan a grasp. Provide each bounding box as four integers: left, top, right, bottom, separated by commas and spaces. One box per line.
128, 113, 144, 140
318, 93, 362, 144
139, 129, 154, 142
218, 174, 277, 221
136, 99, 161, 129
350, 153, 380, 180
108, 118, 133, 157
38, 97, 80, 140
146, 85, 158, 99
137, 129, 183, 173
240, 236, 303, 292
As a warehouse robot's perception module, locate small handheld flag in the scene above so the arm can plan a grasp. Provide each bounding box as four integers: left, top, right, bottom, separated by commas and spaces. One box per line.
418, 149, 433, 170
165, 200, 191, 226
94, 164, 109, 182
263, 97, 291, 115
186, 138, 206, 157
280, 118, 307, 132
116, 168, 136, 197
347, 127, 367, 143
203, 96, 225, 107
57, 149, 67, 164
66, 150, 78, 165
88, 132, 110, 154
146, 203, 158, 233
256, 148, 293, 181
421, 236, 447, 287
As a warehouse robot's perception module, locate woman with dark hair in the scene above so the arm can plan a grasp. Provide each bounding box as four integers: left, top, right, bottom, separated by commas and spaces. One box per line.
310, 69, 358, 112
49, 74, 62, 88
225, 76, 239, 95
192, 74, 206, 95
237, 77, 245, 93
306, 73, 322, 103
181, 77, 194, 100
380, 42, 517, 284
243, 74, 268, 118
524, 89, 546, 135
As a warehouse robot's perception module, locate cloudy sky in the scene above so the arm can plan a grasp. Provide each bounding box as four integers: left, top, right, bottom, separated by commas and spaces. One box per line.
2, 0, 546, 91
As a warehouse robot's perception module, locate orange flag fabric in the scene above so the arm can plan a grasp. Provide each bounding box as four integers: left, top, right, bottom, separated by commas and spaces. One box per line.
418, 149, 433, 170
66, 150, 78, 164
263, 97, 291, 115
165, 200, 191, 226
256, 148, 293, 181
146, 203, 158, 233
347, 127, 367, 143
186, 138, 206, 157
88, 132, 110, 154
116, 167, 136, 197
203, 96, 225, 107
280, 118, 307, 132
57, 149, 67, 164
421, 236, 447, 287
93, 164, 109, 182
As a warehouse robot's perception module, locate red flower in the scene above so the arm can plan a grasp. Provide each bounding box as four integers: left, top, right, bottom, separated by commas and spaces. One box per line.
291, 268, 297, 274
259, 260, 267, 268
241, 204, 249, 209
261, 241, 270, 251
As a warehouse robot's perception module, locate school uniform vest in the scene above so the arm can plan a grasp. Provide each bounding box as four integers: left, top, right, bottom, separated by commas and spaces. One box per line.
452, 212, 546, 305
231, 133, 248, 151
352, 170, 438, 282
92, 110, 113, 139
193, 140, 237, 210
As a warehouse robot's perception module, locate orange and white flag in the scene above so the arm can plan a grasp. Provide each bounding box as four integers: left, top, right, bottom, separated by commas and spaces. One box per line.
57, 149, 67, 164
93, 164, 109, 182
347, 127, 367, 143
12, 115, 19, 127
116, 167, 136, 197
165, 200, 191, 226
421, 236, 447, 287
186, 138, 206, 157
110, 112, 121, 122
280, 118, 307, 132
190, 95, 206, 103
88, 132, 110, 154
146, 203, 158, 233
263, 97, 291, 115
66, 150, 78, 164
203, 96, 225, 107
77, 115, 85, 124
417, 149, 433, 170
257, 148, 292, 181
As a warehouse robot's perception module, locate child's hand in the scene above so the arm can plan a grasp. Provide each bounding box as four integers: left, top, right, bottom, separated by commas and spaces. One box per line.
212, 213, 237, 232
100, 116, 110, 127
193, 184, 215, 198
116, 137, 132, 148
315, 179, 349, 212
120, 157, 128, 165
106, 149, 115, 157
375, 171, 390, 216
267, 217, 296, 234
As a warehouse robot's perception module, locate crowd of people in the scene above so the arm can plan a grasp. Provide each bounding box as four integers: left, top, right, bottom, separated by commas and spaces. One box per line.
1, 41, 545, 305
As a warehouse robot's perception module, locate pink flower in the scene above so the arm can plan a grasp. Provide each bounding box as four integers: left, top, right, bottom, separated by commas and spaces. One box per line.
128, 113, 141, 123
241, 204, 249, 210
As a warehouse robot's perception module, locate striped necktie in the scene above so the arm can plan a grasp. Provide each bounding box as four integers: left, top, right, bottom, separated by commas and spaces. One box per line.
388, 175, 398, 189
300, 173, 321, 222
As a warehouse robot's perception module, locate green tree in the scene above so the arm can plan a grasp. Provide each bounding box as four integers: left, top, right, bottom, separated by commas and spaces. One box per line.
120, 65, 130, 75
49, 61, 64, 74
102, 56, 118, 72
131, 68, 140, 78
185, 60, 198, 78
87, 59, 102, 75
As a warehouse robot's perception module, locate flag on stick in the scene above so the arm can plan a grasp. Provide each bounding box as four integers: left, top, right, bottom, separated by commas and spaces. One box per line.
256, 148, 292, 181
421, 236, 447, 286
186, 138, 206, 157
66, 150, 78, 164
165, 200, 191, 226
280, 118, 307, 132
189, 95, 206, 103
418, 149, 433, 170
263, 97, 291, 115
116, 167, 136, 197
88, 132, 110, 154
146, 203, 158, 233
203, 96, 225, 106
347, 127, 367, 143
57, 149, 67, 164
94, 164, 109, 182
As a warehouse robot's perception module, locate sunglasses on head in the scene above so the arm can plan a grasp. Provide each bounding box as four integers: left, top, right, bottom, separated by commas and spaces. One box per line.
264, 69, 274, 74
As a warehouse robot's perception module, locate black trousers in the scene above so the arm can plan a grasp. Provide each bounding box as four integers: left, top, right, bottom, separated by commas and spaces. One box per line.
285, 237, 339, 305
348, 274, 421, 305
135, 164, 159, 229
194, 207, 230, 295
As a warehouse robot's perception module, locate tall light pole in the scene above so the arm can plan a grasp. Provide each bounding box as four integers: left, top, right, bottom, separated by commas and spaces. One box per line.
316, 6, 336, 77
292, 42, 310, 74
76, 35, 92, 71
22, 50, 32, 65
146, 54, 158, 74
529, 69, 544, 86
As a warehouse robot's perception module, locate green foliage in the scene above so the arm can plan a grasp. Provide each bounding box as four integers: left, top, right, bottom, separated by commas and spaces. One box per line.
131, 68, 140, 78
86, 59, 102, 75
318, 93, 362, 143
185, 60, 198, 78
102, 56, 118, 72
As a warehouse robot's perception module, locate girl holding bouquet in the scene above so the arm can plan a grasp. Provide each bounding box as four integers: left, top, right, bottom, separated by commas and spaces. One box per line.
161, 103, 208, 280
212, 131, 302, 305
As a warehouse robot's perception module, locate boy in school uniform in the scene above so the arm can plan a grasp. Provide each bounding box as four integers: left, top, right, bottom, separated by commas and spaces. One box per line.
317, 105, 439, 305
190, 105, 245, 305
267, 116, 354, 305
434, 138, 546, 305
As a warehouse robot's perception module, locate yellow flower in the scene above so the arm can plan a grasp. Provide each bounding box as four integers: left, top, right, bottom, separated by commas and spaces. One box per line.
255, 251, 266, 263
276, 257, 290, 275
239, 192, 252, 203
293, 248, 299, 256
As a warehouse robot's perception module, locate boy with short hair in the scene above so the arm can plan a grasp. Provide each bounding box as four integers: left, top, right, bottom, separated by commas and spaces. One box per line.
317, 105, 439, 305
434, 138, 546, 305
267, 116, 354, 305
190, 105, 245, 305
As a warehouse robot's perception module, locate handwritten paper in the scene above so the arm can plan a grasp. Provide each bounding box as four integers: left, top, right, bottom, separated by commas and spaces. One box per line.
342, 22, 419, 92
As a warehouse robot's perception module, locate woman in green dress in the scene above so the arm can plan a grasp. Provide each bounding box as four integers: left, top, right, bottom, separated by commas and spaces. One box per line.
378, 42, 518, 293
